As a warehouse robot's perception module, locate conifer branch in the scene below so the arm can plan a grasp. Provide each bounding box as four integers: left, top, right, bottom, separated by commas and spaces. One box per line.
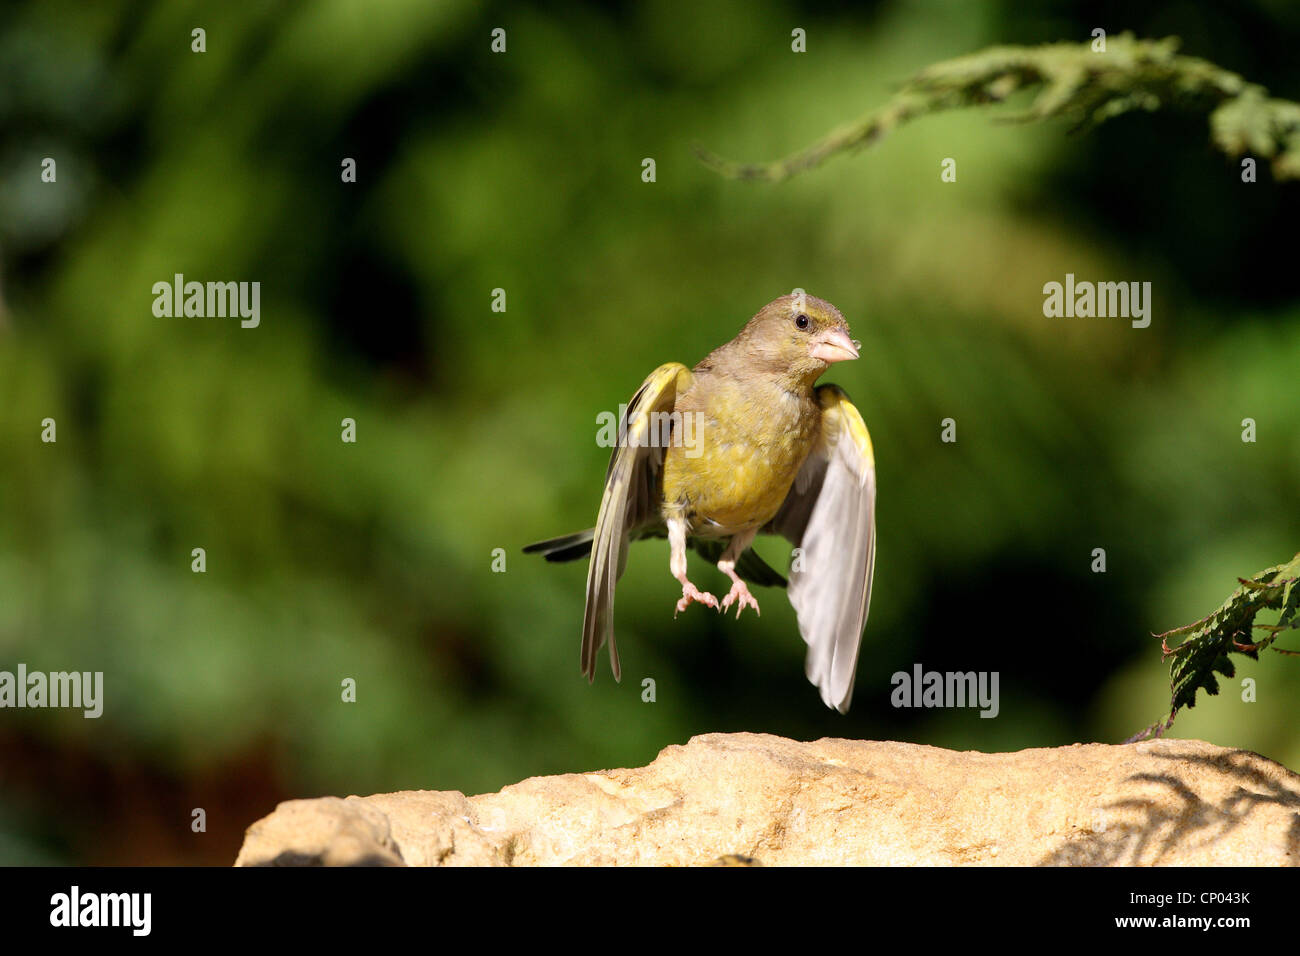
698, 33, 1300, 181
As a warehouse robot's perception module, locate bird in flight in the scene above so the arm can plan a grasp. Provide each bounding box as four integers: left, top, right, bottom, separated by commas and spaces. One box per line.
525, 293, 877, 712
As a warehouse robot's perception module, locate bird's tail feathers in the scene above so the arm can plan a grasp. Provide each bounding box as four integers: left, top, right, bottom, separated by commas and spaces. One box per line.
522, 529, 595, 562
690, 538, 788, 588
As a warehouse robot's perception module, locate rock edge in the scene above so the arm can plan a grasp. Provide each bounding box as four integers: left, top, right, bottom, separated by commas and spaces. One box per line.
234, 733, 1300, 866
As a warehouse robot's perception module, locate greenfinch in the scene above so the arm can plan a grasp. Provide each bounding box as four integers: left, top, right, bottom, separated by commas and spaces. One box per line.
525, 293, 876, 712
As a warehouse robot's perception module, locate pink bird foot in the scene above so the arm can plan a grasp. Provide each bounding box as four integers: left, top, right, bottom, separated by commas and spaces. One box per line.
721, 579, 761, 618
675, 581, 719, 616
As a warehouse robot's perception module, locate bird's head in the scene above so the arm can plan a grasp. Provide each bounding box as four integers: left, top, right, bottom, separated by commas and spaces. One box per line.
733, 293, 859, 390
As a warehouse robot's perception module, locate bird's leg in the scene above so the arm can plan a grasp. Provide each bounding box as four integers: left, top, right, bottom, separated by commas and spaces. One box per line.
718, 529, 761, 618
668, 516, 718, 615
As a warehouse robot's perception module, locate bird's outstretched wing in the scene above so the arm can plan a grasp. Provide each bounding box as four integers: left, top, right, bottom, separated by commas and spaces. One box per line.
766, 385, 876, 713
583, 362, 694, 682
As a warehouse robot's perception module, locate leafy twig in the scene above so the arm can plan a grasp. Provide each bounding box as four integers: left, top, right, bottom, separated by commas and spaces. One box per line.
697, 33, 1300, 182
1127, 552, 1300, 742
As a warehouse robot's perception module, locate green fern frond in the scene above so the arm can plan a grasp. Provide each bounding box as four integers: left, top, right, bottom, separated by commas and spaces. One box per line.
1129, 552, 1300, 741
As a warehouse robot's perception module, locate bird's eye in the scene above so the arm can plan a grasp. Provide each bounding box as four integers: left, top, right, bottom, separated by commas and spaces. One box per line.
794, 314, 811, 330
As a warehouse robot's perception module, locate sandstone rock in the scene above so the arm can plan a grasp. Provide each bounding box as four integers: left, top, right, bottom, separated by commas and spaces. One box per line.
234, 733, 1300, 866
236, 796, 403, 866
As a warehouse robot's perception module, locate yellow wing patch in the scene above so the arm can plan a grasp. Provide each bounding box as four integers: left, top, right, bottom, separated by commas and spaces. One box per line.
816, 384, 875, 476
627, 363, 693, 437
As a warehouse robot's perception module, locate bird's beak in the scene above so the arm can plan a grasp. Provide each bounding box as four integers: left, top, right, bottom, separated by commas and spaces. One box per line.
809, 327, 860, 364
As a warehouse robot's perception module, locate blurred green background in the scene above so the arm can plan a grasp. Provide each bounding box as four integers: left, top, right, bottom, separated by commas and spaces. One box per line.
2, 0, 1299, 865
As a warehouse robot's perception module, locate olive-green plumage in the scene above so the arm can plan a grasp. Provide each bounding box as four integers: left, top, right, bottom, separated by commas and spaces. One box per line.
526, 293, 877, 711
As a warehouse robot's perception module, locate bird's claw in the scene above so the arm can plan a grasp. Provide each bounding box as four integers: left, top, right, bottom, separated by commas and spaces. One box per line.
721, 580, 761, 619
675, 581, 719, 616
